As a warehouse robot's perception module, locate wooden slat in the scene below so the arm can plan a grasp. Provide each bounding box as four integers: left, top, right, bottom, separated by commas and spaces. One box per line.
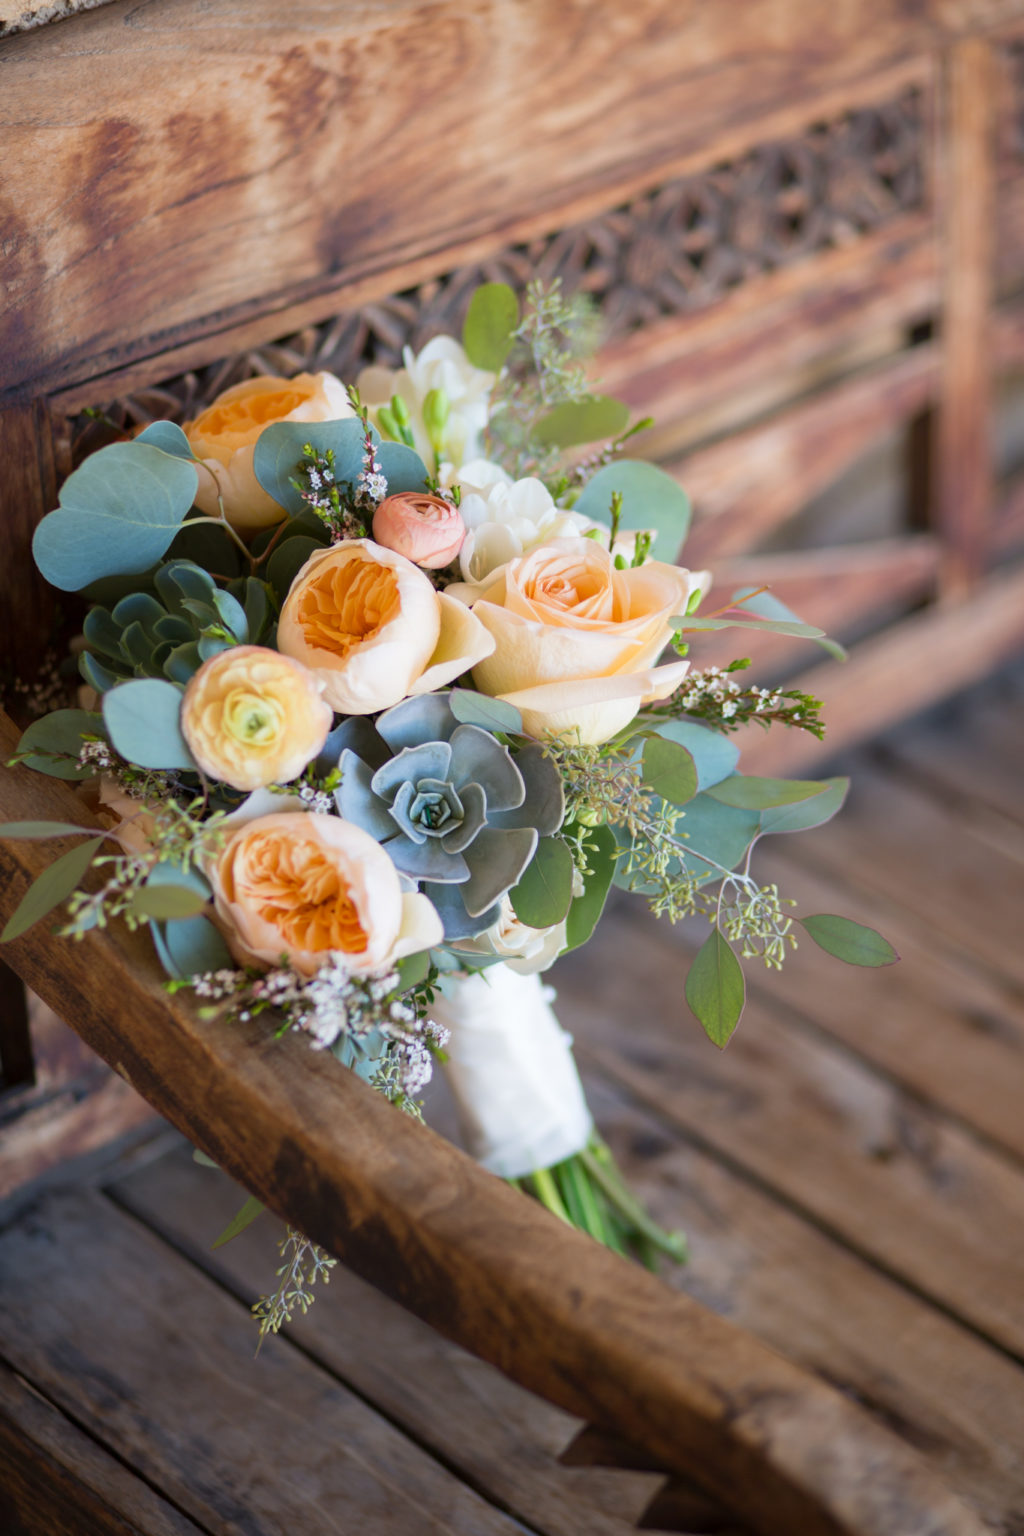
877, 687, 1024, 828
0, 1360, 207, 1536
0, 0, 938, 400
0, 720, 986, 1536
0, 402, 58, 677
676, 348, 938, 565
731, 563, 1024, 776
935, 37, 995, 596
559, 903, 1024, 1364
0, 1189, 527, 1536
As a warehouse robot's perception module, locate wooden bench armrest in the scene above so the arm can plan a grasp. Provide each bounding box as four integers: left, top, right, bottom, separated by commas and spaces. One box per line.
0, 710, 988, 1536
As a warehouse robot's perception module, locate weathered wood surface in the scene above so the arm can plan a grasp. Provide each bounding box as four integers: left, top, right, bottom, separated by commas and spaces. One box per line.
0, 708, 987, 1536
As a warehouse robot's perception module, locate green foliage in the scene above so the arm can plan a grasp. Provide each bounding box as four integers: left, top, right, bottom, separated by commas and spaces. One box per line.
462, 282, 519, 371
564, 823, 618, 952
509, 836, 575, 927
135, 422, 198, 461
685, 928, 745, 1047
102, 679, 196, 771
213, 1195, 266, 1250
708, 776, 831, 810
646, 665, 827, 740
128, 882, 209, 921
574, 460, 692, 562
799, 914, 899, 966
640, 734, 698, 807
1, 836, 105, 943
253, 419, 371, 518
448, 689, 523, 735
531, 395, 630, 450
14, 710, 106, 780
267, 536, 321, 604
32, 441, 198, 591
0, 820, 98, 839
758, 777, 848, 835
151, 914, 232, 980
641, 718, 739, 790
732, 586, 847, 662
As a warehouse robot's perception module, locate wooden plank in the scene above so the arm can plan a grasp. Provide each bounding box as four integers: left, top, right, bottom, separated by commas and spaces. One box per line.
0, 1187, 530, 1536
0, 402, 58, 679
0, 723, 987, 1536
877, 688, 1024, 826
584, 1079, 1024, 1535
690, 537, 940, 679
111, 1144, 668, 1536
0, 1359, 208, 1536
0, 1070, 156, 1199
677, 348, 938, 565
934, 37, 995, 596
0, 0, 938, 399
556, 902, 1024, 1363
730, 563, 1024, 776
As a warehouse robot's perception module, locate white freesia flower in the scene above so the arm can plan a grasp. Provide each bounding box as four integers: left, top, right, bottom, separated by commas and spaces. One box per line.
357, 337, 495, 470
452, 895, 568, 975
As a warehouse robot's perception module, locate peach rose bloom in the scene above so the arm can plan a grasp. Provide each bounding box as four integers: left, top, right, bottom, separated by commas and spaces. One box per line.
276, 539, 494, 715
184, 372, 354, 531
372, 492, 466, 569
463, 538, 709, 745
210, 810, 443, 977
180, 646, 333, 791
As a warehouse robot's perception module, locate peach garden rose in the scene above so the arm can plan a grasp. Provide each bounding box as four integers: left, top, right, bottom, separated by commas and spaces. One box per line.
456, 537, 709, 745
184, 372, 354, 531
276, 539, 494, 715
210, 809, 443, 977
180, 646, 332, 792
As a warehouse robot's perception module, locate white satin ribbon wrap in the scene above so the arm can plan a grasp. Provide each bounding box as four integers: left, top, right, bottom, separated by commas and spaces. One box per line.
429, 963, 593, 1179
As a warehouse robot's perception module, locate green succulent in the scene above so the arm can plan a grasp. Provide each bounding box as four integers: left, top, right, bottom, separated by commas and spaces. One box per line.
80, 560, 275, 694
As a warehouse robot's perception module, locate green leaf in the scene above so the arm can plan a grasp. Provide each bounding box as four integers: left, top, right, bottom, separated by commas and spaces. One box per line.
239, 577, 271, 644
708, 776, 831, 810
192, 1148, 220, 1169
377, 442, 431, 494
0, 821, 98, 840
673, 795, 760, 882
575, 460, 691, 562
685, 928, 745, 1047
253, 419, 370, 518
211, 587, 248, 642
644, 720, 739, 791
102, 679, 196, 771
799, 914, 899, 967
167, 518, 245, 577
16, 711, 106, 780
759, 777, 849, 836
1, 836, 104, 942
509, 836, 575, 928
641, 735, 698, 807
531, 395, 630, 450
151, 914, 232, 980
448, 689, 523, 735
564, 823, 618, 952
130, 879, 209, 920
267, 536, 321, 604
212, 1194, 266, 1249
135, 421, 198, 461
732, 587, 847, 663
462, 282, 519, 371
675, 616, 827, 640
32, 442, 198, 592
396, 949, 433, 992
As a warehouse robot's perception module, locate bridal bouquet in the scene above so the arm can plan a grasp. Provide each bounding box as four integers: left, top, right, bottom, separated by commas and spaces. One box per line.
2, 282, 895, 1336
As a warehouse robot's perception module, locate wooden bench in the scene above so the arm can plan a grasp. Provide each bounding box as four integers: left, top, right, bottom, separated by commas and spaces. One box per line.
3, 3, 1022, 1531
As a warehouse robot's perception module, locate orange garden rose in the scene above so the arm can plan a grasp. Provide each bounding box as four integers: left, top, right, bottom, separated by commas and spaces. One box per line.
372, 492, 466, 568
276, 539, 494, 714
184, 372, 353, 530
210, 809, 443, 977
460, 538, 709, 745
180, 646, 332, 791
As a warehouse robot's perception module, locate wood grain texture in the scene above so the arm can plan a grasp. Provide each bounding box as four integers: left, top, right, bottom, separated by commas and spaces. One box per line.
0, 401, 58, 676
0, 2, 940, 399
0, 715, 987, 1536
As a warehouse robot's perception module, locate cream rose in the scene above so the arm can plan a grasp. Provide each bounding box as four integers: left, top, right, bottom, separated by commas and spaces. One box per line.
180, 646, 332, 791
210, 809, 442, 977
184, 372, 354, 531
276, 539, 494, 714
462, 537, 709, 744
452, 896, 567, 975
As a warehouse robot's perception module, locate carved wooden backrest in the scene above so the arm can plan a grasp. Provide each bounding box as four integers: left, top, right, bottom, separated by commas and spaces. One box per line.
1, 4, 1019, 1531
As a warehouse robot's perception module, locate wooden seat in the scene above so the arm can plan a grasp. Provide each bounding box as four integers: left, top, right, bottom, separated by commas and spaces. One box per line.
3, 3, 1024, 1531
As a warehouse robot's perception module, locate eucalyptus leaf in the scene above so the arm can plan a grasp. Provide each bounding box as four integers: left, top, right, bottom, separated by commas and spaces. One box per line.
17, 710, 106, 780
685, 928, 745, 1047
33, 442, 199, 591
531, 395, 630, 450
732, 586, 847, 663
397, 950, 433, 992
167, 518, 245, 577
675, 616, 827, 640
253, 419, 371, 518
462, 282, 519, 370
708, 776, 830, 810
509, 836, 575, 928
799, 914, 899, 967
564, 823, 618, 952
759, 777, 849, 836
151, 914, 233, 980
135, 421, 198, 461
575, 460, 692, 561
1, 836, 104, 942
102, 679, 196, 771
448, 690, 523, 736
675, 794, 761, 882
377, 442, 431, 494
130, 883, 209, 920
267, 537, 321, 603
644, 720, 739, 791
641, 735, 698, 807
212, 1195, 266, 1249
0, 821, 99, 840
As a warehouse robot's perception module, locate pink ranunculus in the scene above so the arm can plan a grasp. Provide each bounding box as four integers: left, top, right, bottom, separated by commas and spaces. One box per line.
372, 493, 466, 569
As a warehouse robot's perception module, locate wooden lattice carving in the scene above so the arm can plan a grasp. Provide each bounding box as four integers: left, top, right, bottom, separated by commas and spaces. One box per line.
71, 89, 924, 464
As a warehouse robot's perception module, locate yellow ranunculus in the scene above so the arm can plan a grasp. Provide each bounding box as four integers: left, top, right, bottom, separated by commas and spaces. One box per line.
276, 539, 495, 715
462, 538, 708, 744
210, 808, 442, 977
180, 646, 332, 791
184, 372, 354, 531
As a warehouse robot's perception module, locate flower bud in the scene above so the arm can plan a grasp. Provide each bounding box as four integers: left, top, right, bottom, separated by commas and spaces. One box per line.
422, 388, 451, 455
372, 493, 466, 570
